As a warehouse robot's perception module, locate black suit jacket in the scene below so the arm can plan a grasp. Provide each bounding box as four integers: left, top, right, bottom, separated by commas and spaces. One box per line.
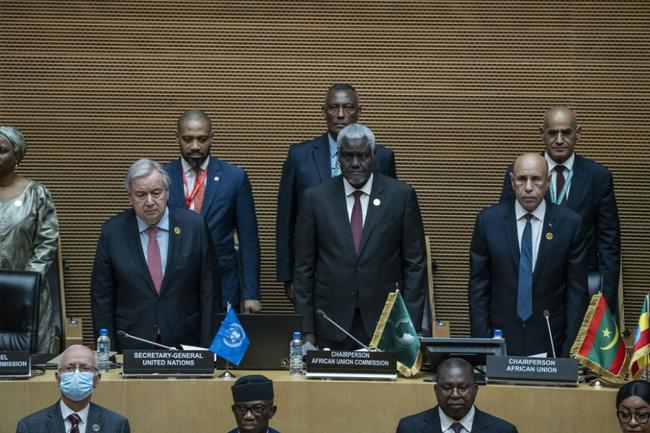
293, 174, 426, 342
396, 406, 518, 433
91, 207, 221, 351
468, 200, 589, 356
16, 401, 130, 433
276, 133, 397, 281
500, 154, 620, 311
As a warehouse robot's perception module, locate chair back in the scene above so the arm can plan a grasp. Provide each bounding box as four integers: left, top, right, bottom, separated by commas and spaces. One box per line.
0, 269, 41, 352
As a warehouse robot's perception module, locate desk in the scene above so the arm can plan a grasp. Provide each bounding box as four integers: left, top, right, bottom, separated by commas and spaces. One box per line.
1, 370, 619, 433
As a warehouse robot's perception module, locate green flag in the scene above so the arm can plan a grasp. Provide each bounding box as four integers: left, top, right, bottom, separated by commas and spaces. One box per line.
369, 290, 421, 377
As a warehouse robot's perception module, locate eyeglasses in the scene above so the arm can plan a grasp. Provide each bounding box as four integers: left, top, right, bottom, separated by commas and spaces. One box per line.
438, 384, 474, 396
232, 404, 269, 417
59, 365, 98, 374
617, 410, 650, 424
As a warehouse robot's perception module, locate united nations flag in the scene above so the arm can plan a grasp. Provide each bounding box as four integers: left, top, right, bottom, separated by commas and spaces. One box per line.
210, 307, 250, 366
369, 290, 421, 377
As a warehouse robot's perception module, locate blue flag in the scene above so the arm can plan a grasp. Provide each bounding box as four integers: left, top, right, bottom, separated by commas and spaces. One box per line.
210, 308, 250, 366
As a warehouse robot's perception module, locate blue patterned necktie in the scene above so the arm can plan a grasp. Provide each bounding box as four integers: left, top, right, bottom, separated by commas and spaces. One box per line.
450, 422, 464, 433
332, 159, 341, 177
517, 214, 533, 322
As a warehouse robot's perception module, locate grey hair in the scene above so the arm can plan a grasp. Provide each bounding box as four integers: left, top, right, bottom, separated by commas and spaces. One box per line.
124, 159, 171, 193
336, 123, 376, 151
0, 126, 27, 162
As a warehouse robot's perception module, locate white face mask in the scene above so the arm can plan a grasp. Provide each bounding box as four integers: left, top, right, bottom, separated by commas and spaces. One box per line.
58, 369, 95, 401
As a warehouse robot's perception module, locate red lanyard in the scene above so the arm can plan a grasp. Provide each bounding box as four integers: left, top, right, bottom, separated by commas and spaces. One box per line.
182, 169, 206, 208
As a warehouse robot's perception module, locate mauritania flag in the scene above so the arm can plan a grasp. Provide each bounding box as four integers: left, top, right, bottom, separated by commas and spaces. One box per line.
210, 307, 250, 366
570, 292, 628, 383
630, 294, 650, 379
369, 290, 421, 377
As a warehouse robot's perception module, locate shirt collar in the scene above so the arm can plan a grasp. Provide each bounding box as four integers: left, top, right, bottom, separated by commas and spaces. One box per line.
515, 197, 546, 222
439, 405, 475, 432
328, 133, 338, 158
60, 399, 91, 428
544, 151, 575, 172
136, 207, 170, 233
181, 156, 210, 174
343, 173, 374, 197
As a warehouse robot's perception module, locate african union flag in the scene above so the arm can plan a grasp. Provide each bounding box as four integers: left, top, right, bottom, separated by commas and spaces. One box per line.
570, 292, 628, 383
369, 290, 421, 377
630, 294, 650, 379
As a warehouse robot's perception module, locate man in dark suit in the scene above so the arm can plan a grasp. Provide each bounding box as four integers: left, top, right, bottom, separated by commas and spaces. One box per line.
91, 159, 220, 351
16, 345, 130, 433
276, 83, 397, 301
470, 153, 589, 356
165, 110, 261, 312
293, 123, 426, 349
500, 107, 620, 314
229, 375, 279, 433
396, 358, 518, 433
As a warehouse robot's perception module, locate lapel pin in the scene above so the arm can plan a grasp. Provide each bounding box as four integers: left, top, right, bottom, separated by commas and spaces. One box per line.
545, 232, 553, 240
14, 199, 22, 207
373, 198, 381, 206
92, 424, 101, 432
174, 227, 181, 235
214, 176, 219, 182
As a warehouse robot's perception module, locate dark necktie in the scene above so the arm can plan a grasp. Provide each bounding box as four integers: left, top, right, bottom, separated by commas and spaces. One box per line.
450, 422, 464, 433
555, 165, 566, 206
350, 191, 363, 253
68, 413, 81, 433
147, 226, 163, 293
517, 214, 533, 322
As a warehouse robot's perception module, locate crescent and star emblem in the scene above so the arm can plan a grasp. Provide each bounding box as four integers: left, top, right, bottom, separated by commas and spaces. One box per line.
600, 322, 619, 351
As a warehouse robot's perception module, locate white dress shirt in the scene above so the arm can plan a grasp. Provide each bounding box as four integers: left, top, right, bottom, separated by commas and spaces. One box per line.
60, 400, 90, 433
181, 157, 210, 211
343, 174, 373, 225
515, 199, 546, 271
439, 405, 476, 433
544, 151, 575, 200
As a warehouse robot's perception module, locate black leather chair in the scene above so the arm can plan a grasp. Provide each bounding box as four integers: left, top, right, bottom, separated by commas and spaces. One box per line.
0, 269, 41, 353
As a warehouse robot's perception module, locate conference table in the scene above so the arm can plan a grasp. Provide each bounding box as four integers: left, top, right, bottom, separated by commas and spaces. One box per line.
1, 368, 619, 433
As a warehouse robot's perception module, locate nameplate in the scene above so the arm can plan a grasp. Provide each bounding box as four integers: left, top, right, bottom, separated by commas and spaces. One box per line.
122, 350, 214, 377
0, 352, 30, 377
486, 355, 578, 386
305, 350, 396, 380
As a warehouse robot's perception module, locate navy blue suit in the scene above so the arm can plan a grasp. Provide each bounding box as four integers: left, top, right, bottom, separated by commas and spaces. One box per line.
91, 207, 220, 351
276, 133, 397, 282
468, 201, 589, 356
16, 401, 130, 433
166, 157, 260, 308
500, 154, 620, 313
396, 406, 518, 433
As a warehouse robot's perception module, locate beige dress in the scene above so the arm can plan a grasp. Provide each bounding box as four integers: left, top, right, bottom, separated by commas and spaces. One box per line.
0, 180, 59, 352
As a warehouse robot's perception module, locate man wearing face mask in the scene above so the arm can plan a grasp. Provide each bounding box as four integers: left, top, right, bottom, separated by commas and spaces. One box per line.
15, 345, 130, 433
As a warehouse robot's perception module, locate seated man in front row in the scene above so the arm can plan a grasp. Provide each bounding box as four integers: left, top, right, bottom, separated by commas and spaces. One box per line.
16, 344, 130, 433
396, 358, 518, 433
230, 374, 279, 433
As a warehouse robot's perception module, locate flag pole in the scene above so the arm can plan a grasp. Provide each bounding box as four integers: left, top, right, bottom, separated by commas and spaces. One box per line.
644, 294, 650, 380
218, 302, 236, 379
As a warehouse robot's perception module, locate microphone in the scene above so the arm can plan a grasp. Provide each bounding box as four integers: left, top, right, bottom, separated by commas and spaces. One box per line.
542, 310, 557, 358
116, 330, 178, 351
315, 309, 371, 351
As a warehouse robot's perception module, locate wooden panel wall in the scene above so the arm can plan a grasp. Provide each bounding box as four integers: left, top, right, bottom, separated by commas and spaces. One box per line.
2, 1, 649, 344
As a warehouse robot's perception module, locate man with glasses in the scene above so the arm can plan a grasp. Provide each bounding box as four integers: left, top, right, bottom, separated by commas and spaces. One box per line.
396, 358, 518, 433
469, 153, 589, 356
276, 82, 397, 302
16, 345, 130, 433
229, 374, 279, 433
500, 107, 621, 316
